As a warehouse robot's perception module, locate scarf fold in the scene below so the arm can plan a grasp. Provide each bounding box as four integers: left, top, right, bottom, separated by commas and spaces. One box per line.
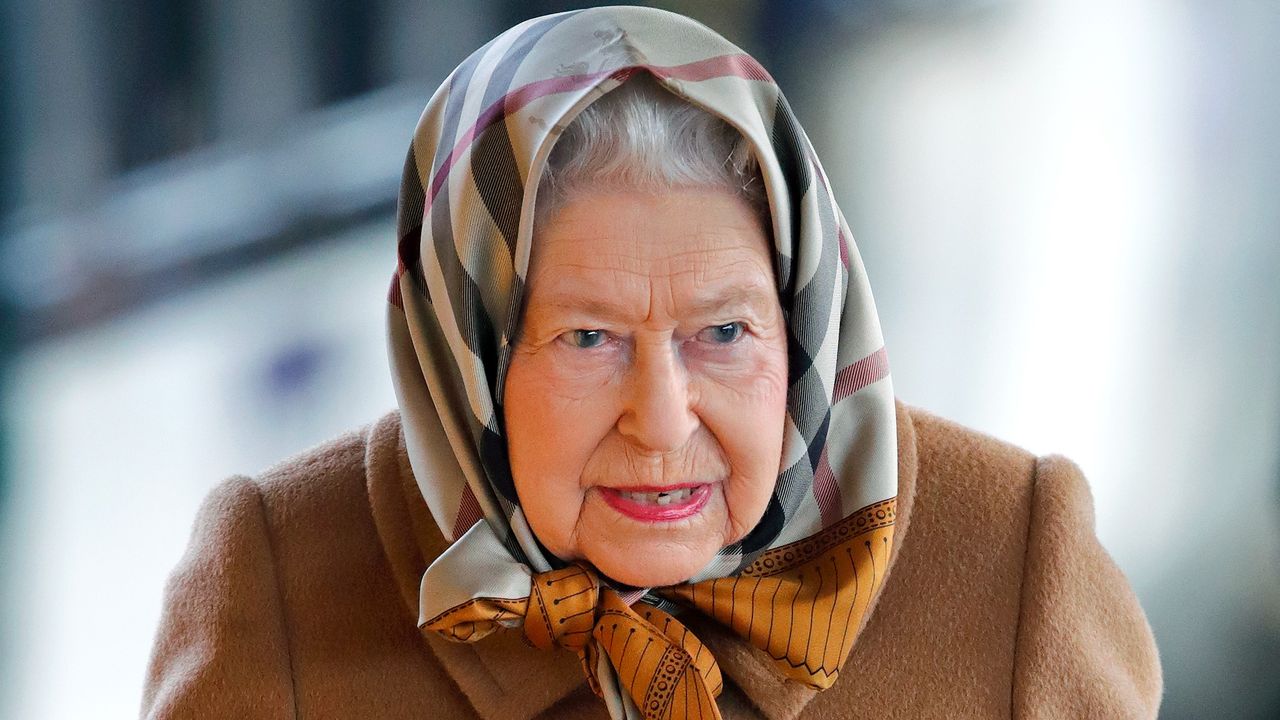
387, 6, 898, 719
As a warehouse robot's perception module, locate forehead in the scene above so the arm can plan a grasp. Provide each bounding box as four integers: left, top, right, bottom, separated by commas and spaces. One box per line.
525, 190, 776, 309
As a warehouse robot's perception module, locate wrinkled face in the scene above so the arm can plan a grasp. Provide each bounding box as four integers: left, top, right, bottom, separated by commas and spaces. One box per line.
503, 189, 788, 587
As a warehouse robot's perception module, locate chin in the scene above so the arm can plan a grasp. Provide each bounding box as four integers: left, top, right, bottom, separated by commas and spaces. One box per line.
590, 548, 710, 588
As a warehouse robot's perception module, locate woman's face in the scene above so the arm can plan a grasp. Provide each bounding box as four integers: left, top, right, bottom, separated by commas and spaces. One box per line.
503, 189, 788, 587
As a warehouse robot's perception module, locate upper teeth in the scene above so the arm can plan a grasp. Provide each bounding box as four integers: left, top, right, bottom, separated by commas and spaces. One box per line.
618, 488, 695, 505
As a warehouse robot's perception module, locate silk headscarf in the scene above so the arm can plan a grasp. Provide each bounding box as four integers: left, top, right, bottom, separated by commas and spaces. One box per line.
386, 7, 897, 719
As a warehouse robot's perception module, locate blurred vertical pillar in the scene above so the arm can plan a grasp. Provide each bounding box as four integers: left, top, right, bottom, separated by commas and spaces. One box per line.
0, 6, 15, 702
204, 0, 315, 139
0, 0, 12, 686
0, 272, 13, 718
488, 1, 764, 69
755, 0, 836, 125
0, 3, 14, 220
376, 1, 489, 89
107, 0, 210, 168
755, 0, 909, 143
308, 0, 377, 104
4, 0, 114, 214
0, 0, 108, 702
1150, 2, 1280, 716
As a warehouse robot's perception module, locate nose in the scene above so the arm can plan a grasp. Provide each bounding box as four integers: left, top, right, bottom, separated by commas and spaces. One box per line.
616, 339, 699, 453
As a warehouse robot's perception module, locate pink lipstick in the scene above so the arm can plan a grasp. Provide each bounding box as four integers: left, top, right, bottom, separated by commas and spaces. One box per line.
598, 484, 711, 522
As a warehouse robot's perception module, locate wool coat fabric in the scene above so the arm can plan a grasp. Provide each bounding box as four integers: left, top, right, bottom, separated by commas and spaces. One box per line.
141, 401, 1163, 719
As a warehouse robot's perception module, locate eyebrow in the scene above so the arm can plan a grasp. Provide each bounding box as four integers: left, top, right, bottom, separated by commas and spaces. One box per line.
682, 284, 779, 318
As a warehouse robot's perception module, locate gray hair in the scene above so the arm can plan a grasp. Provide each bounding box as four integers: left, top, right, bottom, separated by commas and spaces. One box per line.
533, 73, 769, 230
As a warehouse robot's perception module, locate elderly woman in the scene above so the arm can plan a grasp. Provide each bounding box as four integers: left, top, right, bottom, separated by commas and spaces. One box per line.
142, 7, 1162, 720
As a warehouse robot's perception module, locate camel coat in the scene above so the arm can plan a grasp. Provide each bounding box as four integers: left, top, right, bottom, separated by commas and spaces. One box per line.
141, 401, 1163, 719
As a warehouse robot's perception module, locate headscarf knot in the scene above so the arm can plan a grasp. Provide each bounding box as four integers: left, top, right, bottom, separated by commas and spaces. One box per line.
423, 503, 897, 719
523, 565, 601, 652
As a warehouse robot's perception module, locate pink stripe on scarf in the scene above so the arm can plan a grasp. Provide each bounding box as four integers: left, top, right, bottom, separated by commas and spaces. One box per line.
388, 270, 404, 310
832, 347, 889, 404
813, 347, 891, 526
813, 445, 842, 528
451, 484, 485, 541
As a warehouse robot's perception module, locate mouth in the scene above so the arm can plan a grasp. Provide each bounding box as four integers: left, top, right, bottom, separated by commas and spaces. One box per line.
598, 483, 711, 522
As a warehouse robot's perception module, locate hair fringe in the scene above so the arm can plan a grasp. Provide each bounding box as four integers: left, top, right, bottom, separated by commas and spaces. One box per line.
534, 74, 769, 229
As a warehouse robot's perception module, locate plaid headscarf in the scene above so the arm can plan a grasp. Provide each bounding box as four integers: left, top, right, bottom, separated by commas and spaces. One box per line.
386, 7, 897, 718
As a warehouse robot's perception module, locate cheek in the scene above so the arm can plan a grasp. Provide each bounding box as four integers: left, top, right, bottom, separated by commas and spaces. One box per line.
696, 338, 788, 427
503, 351, 619, 553
694, 343, 789, 535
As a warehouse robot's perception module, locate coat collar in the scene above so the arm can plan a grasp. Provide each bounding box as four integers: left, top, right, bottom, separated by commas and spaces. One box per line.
365, 400, 919, 720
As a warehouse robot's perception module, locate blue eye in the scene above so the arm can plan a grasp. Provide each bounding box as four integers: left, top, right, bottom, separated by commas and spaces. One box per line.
699, 322, 745, 344
569, 329, 607, 348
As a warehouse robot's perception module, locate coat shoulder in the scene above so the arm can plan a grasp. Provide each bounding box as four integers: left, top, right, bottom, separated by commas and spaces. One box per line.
242, 413, 401, 580
144, 410, 473, 718
886, 404, 1162, 719
228, 409, 451, 621
142, 474, 298, 719
904, 404, 1038, 502
238, 414, 401, 559
906, 404, 1035, 467
252, 422, 373, 502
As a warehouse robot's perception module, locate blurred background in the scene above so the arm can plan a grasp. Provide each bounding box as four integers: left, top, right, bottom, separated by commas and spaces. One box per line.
0, 0, 1276, 717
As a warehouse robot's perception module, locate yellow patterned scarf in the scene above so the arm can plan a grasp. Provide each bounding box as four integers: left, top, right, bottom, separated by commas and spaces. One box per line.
424, 499, 895, 719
